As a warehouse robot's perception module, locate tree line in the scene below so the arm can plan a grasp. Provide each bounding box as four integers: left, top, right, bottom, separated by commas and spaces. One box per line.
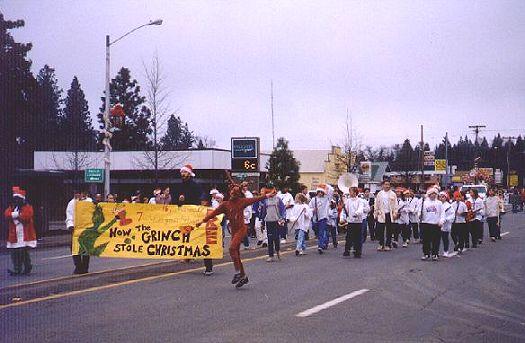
361, 135, 525, 175
1, 13, 212, 171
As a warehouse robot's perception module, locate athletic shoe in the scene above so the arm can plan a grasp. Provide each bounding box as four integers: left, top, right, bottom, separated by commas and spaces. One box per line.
402, 242, 408, 248
235, 276, 249, 288
266, 257, 274, 262
384, 246, 391, 251
295, 250, 300, 256
280, 239, 287, 244
491, 237, 496, 242
405, 239, 410, 245
318, 248, 323, 255
299, 251, 304, 256
497, 236, 502, 240
432, 255, 439, 261
392, 241, 398, 248
377, 245, 384, 251
443, 251, 449, 258
243, 246, 250, 250
421, 255, 430, 261
203, 270, 214, 276
333, 244, 338, 249
478, 239, 483, 245
262, 243, 268, 248
453, 245, 459, 252
343, 251, 350, 257
231, 273, 242, 284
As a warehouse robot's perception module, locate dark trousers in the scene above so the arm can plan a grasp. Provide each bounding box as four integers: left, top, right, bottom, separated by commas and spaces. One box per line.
367, 215, 376, 240
71, 229, 91, 273
9, 247, 32, 274
401, 224, 411, 242
451, 223, 467, 250
441, 231, 450, 252
466, 221, 476, 248
487, 217, 500, 239
421, 223, 441, 256
72, 254, 91, 273
266, 221, 280, 257
328, 225, 338, 247
376, 214, 393, 248
411, 222, 420, 240
345, 223, 363, 256
279, 220, 288, 240
392, 223, 401, 243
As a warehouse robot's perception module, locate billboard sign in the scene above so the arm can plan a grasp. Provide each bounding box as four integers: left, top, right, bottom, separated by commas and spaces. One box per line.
231, 137, 260, 172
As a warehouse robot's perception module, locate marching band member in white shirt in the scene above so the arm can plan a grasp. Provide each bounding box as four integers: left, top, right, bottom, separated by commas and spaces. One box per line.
341, 187, 365, 258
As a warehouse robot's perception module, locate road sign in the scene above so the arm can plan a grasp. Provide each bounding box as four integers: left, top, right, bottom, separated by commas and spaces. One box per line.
85, 169, 104, 183
424, 151, 435, 171
231, 137, 260, 172
434, 159, 446, 172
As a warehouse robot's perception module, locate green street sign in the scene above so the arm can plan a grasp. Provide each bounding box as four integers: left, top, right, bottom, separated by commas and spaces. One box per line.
85, 169, 104, 183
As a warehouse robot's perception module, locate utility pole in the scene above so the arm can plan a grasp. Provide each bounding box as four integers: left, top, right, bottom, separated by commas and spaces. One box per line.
468, 124, 486, 145
502, 136, 517, 188
270, 80, 275, 148
420, 125, 424, 192
444, 132, 449, 186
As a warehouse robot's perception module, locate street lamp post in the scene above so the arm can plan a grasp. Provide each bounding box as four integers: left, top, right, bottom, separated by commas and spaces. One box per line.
103, 19, 163, 197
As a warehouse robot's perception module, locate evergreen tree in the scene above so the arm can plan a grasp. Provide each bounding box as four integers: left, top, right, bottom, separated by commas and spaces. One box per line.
267, 138, 301, 193
61, 77, 96, 151
0, 14, 37, 214
33, 65, 62, 150
98, 67, 152, 150
160, 114, 195, 150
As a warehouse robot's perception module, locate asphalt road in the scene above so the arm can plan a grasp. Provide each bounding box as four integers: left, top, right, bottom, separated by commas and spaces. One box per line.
2, 213, 525, 343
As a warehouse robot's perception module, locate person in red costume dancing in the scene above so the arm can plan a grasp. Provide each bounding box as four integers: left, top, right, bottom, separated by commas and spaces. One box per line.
197, 183, 274, 288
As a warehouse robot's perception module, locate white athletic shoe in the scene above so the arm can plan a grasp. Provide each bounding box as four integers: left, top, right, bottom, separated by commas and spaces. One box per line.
280, 239, 287, 244
402, 242, 408, 248
443, 251, 450, 258
266, 257, 274, 262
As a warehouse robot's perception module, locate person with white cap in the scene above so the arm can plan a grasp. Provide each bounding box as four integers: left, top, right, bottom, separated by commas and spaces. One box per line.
309, 183, 332, 254
420, 187, 445, 261
4, 187, 36, 276
439, 191, 454, 257
173, 164, 214, 275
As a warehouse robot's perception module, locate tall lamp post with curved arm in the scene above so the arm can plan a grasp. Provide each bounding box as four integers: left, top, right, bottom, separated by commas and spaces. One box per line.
103, 19, 163, 197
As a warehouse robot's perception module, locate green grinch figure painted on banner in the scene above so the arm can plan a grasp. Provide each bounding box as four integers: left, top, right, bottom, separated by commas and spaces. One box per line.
78, 205, 119, 256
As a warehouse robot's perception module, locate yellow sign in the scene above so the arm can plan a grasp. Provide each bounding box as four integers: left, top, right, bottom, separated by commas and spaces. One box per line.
73, 202, 223, 259
509, 175, 519, 187
435, 159, 447, 172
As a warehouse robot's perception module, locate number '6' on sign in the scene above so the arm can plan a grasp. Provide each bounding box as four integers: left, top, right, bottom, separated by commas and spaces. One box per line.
244, 160, 256, 170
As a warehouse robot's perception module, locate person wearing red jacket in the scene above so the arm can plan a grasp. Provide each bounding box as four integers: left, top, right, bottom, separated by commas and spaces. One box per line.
4, 187, 37, 276
197, 184, 273, 288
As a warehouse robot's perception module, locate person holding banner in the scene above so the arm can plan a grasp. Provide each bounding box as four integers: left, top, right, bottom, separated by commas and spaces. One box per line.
174, 164, 214, 275
197, 184, 273, 288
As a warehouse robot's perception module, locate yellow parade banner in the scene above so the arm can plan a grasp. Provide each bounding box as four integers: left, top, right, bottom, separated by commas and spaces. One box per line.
72, 202, 223, 259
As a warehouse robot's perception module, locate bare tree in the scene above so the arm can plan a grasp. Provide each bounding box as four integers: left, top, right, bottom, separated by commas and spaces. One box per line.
49, 151, 99, 187
330, 109, 363, 173
143, 53, 185, 184
194, 135, 217, 149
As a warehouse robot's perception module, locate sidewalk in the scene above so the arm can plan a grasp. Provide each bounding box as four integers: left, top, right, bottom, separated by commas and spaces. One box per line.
0, 230, 71, 253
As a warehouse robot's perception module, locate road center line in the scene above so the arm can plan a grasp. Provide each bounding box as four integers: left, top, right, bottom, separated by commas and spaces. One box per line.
296, 289, 369, 317
501, 231, 509, 237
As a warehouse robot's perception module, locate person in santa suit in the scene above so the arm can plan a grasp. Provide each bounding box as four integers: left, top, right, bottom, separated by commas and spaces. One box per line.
4, 187, 37, 276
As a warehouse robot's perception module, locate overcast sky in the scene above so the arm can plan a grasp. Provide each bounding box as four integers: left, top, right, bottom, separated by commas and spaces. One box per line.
4, 1, 525, 151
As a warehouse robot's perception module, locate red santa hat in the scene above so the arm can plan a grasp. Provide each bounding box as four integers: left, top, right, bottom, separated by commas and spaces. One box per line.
180, 164, 195, 177
12, 186, 26, 199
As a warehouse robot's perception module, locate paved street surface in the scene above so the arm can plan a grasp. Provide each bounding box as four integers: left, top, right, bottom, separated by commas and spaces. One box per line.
2, 213, 525, 342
